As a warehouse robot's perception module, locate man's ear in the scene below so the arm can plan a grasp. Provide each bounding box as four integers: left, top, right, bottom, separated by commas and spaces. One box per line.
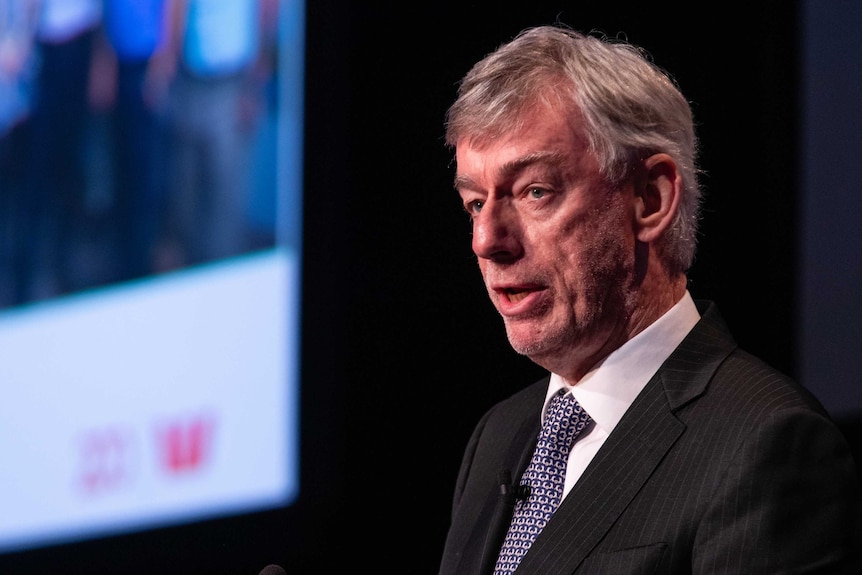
634, 153, 682, 243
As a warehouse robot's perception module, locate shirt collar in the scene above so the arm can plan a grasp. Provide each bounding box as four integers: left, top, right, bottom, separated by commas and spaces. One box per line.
545, 291, 701, 433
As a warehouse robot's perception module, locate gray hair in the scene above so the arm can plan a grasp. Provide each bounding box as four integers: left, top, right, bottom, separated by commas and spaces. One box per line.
445, 24, 702, 273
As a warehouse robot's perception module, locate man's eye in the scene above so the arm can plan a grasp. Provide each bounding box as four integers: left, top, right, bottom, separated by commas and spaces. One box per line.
528, 187, 546, 199
466, 200, 484, 214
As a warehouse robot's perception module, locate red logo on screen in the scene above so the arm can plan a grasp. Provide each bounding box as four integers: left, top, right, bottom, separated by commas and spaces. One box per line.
75, 411, 217, 496
156, 414, 216, 474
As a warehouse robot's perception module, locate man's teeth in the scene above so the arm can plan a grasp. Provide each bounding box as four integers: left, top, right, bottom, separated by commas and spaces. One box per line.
508, 290, 528, 303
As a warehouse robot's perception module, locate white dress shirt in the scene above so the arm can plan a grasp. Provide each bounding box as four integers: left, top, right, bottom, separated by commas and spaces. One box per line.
542, 291, 701, 498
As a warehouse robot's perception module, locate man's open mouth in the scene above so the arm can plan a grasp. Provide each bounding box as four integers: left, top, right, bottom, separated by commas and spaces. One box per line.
506, 289, 530, 303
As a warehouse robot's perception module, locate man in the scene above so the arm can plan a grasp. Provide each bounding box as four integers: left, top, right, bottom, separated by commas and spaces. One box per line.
437, 24, 862, 574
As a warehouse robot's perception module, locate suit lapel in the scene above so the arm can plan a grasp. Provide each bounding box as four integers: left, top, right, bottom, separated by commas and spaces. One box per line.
476, 408, 544, 574
512, 301, 737, 574
446, 379, 548, 575
513, 374, 685, 574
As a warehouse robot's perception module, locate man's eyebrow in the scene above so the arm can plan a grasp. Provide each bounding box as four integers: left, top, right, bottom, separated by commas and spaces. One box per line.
453, 173, 478, 192
453, 150, 564, 191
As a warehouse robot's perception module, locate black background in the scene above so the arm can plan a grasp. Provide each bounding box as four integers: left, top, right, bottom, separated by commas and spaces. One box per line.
4, 1, 859, 574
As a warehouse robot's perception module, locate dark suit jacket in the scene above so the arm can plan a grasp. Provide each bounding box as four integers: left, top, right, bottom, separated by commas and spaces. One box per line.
439, 301, 862, 574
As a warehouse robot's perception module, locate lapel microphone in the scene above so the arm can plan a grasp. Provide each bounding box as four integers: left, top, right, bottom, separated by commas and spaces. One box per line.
478, 470, 529, 575
499, 470, 530, 502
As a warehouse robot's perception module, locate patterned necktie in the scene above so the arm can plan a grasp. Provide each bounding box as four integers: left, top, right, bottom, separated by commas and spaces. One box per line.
493, 389, 592, 575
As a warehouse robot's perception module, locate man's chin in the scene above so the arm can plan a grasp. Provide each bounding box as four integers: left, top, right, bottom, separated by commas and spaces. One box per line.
505, 330, 553, 359
503, 319, 572, 365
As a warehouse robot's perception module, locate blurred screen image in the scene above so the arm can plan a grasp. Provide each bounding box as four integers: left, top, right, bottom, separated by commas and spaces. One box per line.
0, 0, 303, 554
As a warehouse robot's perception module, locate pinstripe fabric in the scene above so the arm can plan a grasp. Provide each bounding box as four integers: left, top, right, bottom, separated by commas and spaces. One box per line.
438, 301, 862, 575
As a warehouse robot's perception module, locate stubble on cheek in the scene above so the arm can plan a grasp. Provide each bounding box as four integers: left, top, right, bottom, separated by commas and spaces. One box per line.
578, 218, 636, 327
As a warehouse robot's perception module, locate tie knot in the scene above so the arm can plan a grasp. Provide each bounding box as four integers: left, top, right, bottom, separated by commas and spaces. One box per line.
541, 389, 591, 446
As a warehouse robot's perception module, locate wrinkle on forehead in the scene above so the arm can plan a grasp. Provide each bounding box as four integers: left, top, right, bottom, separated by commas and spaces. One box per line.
453, 150, 567, 192
454, 128, 597, 199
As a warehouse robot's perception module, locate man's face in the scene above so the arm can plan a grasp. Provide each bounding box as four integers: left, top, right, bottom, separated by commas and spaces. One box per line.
454, 103, 638, 376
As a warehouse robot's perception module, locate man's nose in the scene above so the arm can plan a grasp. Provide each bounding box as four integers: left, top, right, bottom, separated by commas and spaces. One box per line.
471, 200, 523, 262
